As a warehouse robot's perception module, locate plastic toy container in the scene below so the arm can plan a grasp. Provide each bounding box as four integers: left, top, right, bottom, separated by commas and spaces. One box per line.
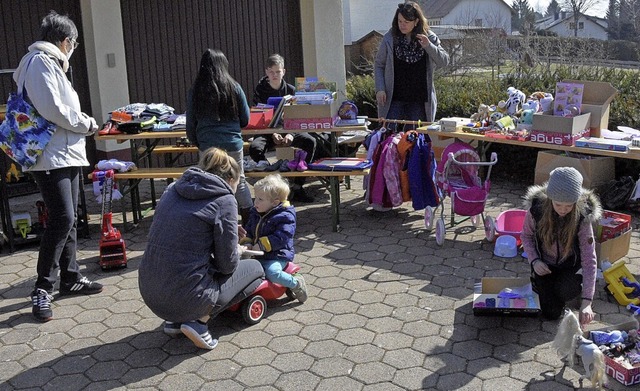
495, 209, 526, 243
494, 235, 518, 258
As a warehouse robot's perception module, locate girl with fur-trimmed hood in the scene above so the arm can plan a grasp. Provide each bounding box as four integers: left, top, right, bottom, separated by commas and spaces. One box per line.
521, 167, 602, 325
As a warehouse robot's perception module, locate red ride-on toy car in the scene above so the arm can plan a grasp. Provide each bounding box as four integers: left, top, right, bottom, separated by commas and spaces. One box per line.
228, 260, 301, 325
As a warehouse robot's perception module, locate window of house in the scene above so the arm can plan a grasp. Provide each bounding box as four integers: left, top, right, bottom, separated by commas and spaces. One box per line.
579, 22, 584, 29
569, 22, 585, 30
474, 19, 482, 27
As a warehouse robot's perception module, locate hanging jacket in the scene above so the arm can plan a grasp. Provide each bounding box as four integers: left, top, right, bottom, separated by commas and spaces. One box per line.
369, 135, 395, 207
396, 131, 418, 202
382, 133, 403, 206
408, 133, 439, 210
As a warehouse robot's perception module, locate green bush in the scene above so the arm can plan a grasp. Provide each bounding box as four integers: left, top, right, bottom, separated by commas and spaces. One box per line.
346, 65, 640, 129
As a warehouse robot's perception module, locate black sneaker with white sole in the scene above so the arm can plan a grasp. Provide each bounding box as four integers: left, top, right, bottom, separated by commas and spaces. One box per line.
31, 288, 54, 322
59, 277, 103, 296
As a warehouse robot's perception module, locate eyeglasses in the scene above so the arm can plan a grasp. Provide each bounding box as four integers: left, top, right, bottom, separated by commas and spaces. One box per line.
68, 37, 79, 49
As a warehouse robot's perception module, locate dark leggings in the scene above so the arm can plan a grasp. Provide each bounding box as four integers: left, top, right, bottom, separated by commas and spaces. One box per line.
531, 262, 582, 320
31, 167, 82, 292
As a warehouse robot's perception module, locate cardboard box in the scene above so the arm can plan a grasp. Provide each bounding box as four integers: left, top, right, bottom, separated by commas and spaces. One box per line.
564, 79, 618, 136
472, 277, 541, 316
583, 321, 640, 386
283, 93, 338, 120
440, 117, 472, 132
275, 146, 298, 161
596, 229, 631, 263
597, 210, 632, 242
532, 112, 591, 135
534, 150, 615, 189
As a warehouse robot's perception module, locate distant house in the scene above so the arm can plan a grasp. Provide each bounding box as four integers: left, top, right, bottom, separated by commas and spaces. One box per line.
343, 0, 512, 73
420, 0, 512, 35
534, 11, 608, 39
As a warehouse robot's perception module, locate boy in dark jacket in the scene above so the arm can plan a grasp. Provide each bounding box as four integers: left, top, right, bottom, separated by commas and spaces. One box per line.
241, 174, 308, 302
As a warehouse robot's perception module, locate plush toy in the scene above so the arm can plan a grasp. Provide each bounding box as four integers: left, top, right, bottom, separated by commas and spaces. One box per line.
502, 87, 527, 115
538, 92, 554, 113
522, 99, 540, 113
520, 109, 534, 125
470, 103, 491, 123
490, 111, 504, 123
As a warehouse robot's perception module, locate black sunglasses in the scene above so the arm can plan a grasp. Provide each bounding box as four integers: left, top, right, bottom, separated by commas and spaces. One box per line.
398, 3, 417, 16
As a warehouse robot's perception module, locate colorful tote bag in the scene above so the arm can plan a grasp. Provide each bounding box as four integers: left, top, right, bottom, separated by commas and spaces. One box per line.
0, 57, 56, 169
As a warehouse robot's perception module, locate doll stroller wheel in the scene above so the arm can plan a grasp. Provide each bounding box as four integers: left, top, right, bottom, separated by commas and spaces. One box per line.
435, 218, 446, 246
242, 295, 267, 325
424, 206, 436, 231
484, 216, 496, 242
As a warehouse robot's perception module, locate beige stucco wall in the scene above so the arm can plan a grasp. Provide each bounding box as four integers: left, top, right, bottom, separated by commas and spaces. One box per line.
300, 0, 348, 101
80, 0, 131, 154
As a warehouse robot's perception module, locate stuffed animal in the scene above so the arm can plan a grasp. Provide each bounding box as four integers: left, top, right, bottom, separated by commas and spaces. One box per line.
490, 111, 504, 123
502, 87, 526, 115
520, 109, 534, 125
470, 103, 491, 123
538, 92, 554, 113
522, 99, 540, 113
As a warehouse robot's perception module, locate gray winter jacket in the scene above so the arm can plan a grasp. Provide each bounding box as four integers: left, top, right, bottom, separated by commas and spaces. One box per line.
138, 167, 241, 322
374, 30, 449, 121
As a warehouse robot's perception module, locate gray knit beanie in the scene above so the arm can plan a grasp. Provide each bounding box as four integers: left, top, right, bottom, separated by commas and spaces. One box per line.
546, 167, 583, 203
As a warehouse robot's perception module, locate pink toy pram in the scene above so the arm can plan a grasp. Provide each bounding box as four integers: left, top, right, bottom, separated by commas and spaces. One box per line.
424, 141, 498, 245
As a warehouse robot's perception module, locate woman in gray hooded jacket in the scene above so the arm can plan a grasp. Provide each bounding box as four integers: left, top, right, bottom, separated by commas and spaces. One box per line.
374, 2, 449, 130
139, 148, 264, 349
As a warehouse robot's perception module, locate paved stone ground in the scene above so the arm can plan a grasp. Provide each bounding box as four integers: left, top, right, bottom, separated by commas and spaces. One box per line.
1, 174, 638, 391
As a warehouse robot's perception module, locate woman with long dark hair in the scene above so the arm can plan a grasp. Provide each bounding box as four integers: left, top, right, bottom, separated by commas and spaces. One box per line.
374, 1, 449, 131
186, 49, 252, 221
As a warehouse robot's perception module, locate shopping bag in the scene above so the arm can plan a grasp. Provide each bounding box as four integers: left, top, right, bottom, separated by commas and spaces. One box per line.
0, 91, 56, 169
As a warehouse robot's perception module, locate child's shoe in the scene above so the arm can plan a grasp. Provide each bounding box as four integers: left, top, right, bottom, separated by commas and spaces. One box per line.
296, 150, 308, 171
243, 157, 257, 172
279, 159, 291, 172
254, 160, 270, 171
180, 320, 218, 350
163, 321, 182, 336
287, 153, 300, 171
291, 274, 308, 303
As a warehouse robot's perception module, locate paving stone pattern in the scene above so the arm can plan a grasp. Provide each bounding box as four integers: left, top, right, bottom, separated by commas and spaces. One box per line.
0, 176, 638, 390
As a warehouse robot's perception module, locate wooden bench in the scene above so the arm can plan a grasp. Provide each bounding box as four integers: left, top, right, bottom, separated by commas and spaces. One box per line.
96, 166, 368, 231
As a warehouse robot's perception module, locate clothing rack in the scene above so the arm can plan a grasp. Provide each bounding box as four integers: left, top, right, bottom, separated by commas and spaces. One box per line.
365, 117, 432, 127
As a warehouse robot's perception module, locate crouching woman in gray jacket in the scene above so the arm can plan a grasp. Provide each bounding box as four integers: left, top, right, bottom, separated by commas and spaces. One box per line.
139, 147, 264, 349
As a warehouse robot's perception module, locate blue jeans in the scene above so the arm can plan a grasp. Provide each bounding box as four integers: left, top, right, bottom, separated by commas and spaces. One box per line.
386, 100, 426, 132
31, 167, 82, 292
261, 259, 296, 288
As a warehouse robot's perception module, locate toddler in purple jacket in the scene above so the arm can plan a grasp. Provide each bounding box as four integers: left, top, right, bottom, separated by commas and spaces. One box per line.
241, 174, 308, 302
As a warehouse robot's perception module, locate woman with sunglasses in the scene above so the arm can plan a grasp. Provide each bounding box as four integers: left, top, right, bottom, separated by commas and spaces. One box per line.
375, 2, 449, 131
13, 11, 101, 322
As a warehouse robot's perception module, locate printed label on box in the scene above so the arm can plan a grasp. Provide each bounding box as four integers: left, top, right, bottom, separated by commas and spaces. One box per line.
530, 128, 590, 146
283, 117, 334, 130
